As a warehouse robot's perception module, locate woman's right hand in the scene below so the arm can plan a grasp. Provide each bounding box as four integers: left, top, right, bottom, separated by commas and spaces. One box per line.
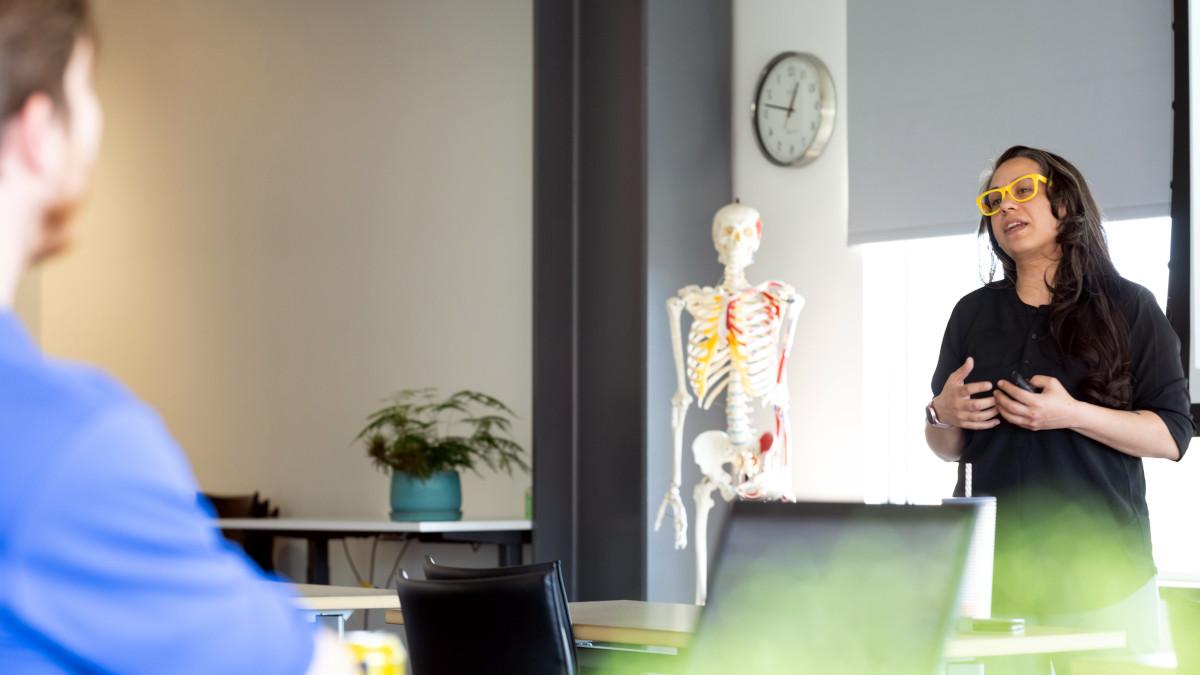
932, 357, 999, 430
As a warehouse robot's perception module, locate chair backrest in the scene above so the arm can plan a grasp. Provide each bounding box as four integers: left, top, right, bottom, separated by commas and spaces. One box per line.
397, 569, 578, 675
422, 555, 559, 581
203, 492, 257, 519
423, 557, 574, 652
199, 491, 278, 573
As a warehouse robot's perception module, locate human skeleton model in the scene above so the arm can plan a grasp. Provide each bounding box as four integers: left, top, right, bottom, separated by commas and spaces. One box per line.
654, 201, 803, 605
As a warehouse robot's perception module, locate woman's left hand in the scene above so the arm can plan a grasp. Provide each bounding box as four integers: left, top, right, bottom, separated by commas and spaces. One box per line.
994, 375, 1081, 431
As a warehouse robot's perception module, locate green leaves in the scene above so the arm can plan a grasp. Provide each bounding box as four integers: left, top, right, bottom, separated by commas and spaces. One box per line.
357, 388, 529, 480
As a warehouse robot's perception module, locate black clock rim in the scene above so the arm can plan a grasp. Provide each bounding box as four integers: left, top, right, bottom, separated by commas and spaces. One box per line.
750, 51, 837, 168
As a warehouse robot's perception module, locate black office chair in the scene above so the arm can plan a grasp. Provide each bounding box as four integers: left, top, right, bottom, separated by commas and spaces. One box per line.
397, 569, 578, 675
200, 491, 279, 572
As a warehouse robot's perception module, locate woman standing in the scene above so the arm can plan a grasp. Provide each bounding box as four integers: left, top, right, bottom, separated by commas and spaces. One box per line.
926, 145, 1192, 671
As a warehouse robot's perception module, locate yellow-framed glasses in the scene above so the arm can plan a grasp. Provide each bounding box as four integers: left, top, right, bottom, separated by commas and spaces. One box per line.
976, 173, 1049, 216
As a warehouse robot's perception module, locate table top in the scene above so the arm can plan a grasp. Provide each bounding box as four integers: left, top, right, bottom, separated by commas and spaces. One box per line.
386, 600, 1126, 659
569, 600, 696, 648
1159, 574, 1200, 590
944, 626, 1126, 659
290, 583, 400, 612
218, 517, 531, 534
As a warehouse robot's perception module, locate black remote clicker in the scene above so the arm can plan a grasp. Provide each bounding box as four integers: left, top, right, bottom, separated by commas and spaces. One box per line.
1010, 370, 1042, 394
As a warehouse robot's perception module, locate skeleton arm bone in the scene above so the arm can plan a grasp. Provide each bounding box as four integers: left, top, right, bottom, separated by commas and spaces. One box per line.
768, 296, 803, 406
768, 293, 804, 473
654, 295, 692, 549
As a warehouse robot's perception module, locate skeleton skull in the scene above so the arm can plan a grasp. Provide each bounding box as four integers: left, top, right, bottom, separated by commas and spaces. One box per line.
711, 202, 762, 268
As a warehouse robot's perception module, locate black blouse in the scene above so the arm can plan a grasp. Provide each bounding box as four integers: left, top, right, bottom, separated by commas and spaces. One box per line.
932, 277, 1193, 615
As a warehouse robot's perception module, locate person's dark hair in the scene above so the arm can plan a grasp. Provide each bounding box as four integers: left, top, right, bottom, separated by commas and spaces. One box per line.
0, 0, 95, 121
978, 145, 1133, 409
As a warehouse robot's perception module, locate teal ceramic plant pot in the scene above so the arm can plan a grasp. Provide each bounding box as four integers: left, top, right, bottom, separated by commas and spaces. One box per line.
389, 470, 462, 521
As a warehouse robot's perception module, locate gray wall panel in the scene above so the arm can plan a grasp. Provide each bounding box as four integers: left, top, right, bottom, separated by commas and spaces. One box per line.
645, 0, 733, 604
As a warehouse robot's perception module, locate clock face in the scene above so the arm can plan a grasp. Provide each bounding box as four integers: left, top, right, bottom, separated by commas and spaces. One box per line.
752, 52, 836, 167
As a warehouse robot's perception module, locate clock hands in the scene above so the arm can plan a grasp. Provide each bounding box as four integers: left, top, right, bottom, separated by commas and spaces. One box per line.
761, 103, 802, 136
781, 82, 801, 133
761, 83, 801, 118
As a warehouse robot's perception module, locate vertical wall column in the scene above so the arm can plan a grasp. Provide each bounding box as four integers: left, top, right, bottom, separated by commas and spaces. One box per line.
533, 0, 648, 601
533, 0, 582, 597
1168, 0, 1199, 425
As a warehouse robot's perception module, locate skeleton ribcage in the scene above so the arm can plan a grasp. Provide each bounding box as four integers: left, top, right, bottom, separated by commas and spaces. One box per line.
685, 288, 783, 410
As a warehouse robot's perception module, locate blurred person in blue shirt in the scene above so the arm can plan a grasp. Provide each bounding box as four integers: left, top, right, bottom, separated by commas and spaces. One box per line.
0, 1, 351, 673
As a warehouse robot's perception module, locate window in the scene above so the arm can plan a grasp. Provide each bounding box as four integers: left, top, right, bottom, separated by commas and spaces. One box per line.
861, 231, 979, 506
861, 217, 1198, 576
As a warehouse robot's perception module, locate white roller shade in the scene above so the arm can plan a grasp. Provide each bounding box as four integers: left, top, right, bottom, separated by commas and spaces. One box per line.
848, 0, 1173, 244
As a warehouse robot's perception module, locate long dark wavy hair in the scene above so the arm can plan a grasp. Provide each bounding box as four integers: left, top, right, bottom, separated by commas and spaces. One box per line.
978, 145, 1132, 409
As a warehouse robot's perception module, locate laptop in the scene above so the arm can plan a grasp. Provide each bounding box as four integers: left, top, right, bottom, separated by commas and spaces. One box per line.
685, 501, 977, 675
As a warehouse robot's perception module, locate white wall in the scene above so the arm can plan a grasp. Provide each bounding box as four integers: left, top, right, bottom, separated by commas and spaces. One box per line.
733, 0, 862, 500
36, 0, 532, 605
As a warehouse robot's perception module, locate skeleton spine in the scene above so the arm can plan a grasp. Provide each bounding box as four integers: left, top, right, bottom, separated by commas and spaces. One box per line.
725, 376, 753, 448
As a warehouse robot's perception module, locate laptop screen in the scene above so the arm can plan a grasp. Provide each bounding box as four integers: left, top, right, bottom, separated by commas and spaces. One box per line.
685, 501, 976, 675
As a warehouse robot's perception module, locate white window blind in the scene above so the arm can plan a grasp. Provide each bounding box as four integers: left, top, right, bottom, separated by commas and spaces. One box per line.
848, 0, 1173, 244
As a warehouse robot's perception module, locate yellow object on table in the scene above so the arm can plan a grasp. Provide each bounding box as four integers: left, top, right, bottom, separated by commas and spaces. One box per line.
344, 631, 406, 674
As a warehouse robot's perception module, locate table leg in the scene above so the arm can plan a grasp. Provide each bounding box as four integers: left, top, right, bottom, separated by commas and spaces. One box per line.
308, 536, 331, 584
315, 612, 350, 638
498, 540, 522, 566
439, 531, 529, 567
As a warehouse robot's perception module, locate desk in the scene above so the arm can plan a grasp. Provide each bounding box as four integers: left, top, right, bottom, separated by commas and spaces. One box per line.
1159, 575, 1200, 590
944, 626, 1127, 659
219, 517, 531, 584
569, 601, 694, 649
563, 601, 1125, 660
385, 600, 1126, 669
291, 583, 399, 637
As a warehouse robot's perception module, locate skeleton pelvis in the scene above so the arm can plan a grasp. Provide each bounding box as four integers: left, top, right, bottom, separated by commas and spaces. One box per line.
692, 430, 736, 479
693, 428, 783, 491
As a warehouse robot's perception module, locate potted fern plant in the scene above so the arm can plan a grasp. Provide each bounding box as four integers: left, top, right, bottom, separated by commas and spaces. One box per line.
357, 388, 529, 521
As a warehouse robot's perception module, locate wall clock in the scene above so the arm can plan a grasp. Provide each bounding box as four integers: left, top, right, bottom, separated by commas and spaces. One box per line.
751, 52, 836, 167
